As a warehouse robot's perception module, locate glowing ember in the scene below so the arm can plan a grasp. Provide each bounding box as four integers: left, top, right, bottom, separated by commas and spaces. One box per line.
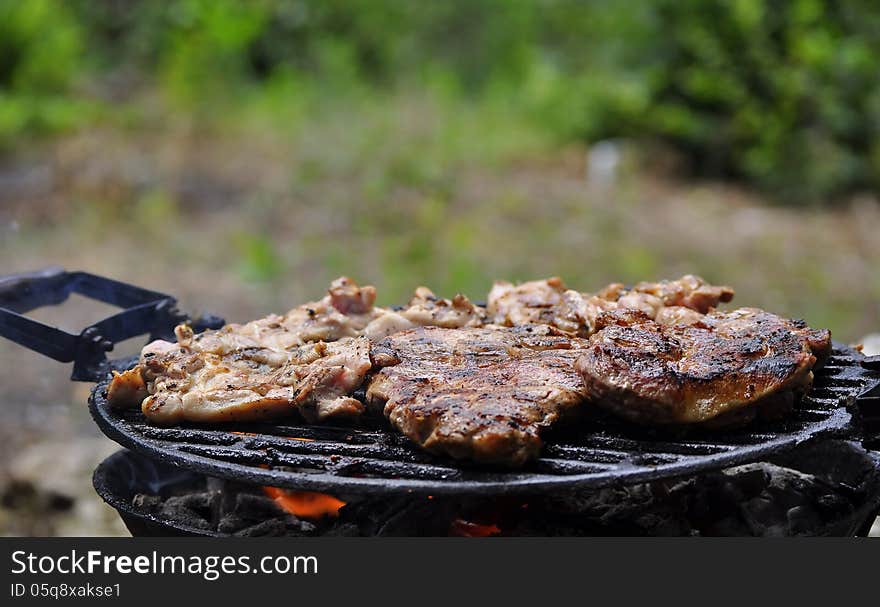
262, 487, 346, 519
449, 519, 501, 537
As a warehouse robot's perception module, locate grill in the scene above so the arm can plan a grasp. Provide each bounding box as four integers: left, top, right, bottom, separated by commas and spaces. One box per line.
92, 443, 880, 537
4, 268, 880, 533
89, 346, 871, 495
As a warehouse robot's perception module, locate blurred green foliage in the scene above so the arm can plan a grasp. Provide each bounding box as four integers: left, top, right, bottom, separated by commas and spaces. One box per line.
0, 0, 93, 143
579, 0, 880, 204
3, 0, 880, 202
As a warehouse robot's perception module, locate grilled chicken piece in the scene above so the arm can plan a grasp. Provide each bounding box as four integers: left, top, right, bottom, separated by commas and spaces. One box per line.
108, 276, 490, 422
363, 287, 486, 340
487, 277, 569, 327
274, 276, 384, 345
127, 332, 372, 425
575, 308, 831, 427
107, 366, 148, 407
366, 325, 591, 466
153, 277, 385, 359
488, 275, 734, 336
399, 287, 486, 328
210, 276, 486, 347
487, 276, 624, 335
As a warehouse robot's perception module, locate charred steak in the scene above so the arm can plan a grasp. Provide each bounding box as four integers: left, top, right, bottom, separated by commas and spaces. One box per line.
575, 308, 832, 427
366, 325, 591, 466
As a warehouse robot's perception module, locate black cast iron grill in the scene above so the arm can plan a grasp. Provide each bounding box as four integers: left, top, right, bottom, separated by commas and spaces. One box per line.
4, 269, 880, 498
87, 346, 878, 496
92, 441, 880, 537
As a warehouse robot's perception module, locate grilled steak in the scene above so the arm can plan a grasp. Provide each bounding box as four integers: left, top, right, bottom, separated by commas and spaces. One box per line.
488, 275, 734, 336
575, 308, 831, 427
366, 325, 591, 466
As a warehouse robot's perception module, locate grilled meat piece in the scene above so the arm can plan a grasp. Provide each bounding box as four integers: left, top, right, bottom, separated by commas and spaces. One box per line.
487, 277, 569, 327
399, 287, 485, 328
108, 276, 488, 422
108, 272, 815, 446
270, 276, 384, 345
626, 275, 734, 315
366, 325, 591, 466
488, 275, 734, 336
126, 330, 372, 425
188, 276, 486, 347
575, 308, 831, 427
362, 287, 486, 340
107, 366, 148, 406
188, 276, 484, 350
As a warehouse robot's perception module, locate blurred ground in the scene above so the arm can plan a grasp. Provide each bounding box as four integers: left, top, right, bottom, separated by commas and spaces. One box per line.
1, 97, 878, 535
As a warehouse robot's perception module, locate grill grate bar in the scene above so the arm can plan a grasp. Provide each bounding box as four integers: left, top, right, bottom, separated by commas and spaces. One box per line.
242, 435, 441, 463
176, 444, 274, 466
531, 458, 622, 474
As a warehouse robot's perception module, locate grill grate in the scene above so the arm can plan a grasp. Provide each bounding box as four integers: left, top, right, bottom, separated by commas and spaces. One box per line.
89, 344, 879, 496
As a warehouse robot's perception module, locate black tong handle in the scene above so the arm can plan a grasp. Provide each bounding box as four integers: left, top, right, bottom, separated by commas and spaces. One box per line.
0, 268, 221, 382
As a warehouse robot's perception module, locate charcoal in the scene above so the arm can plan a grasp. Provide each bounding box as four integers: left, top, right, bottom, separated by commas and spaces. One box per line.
814, 492, 853, 520
234, 492, 286, 519
787, 505, 822, 535
159, 492, 217, 530
324, 522, 361, 536
123, 439, 880, 536
131, 493, 163, 510
133, 480, 321, 536
740, 496, 786, 536
233, 519, 291, 537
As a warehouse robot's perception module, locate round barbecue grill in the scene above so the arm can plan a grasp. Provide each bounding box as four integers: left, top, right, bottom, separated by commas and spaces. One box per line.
3, 269, 880, 498
88, 347, 870, 495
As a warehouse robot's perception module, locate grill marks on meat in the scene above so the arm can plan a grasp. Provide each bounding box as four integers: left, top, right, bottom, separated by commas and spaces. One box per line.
488, 275, 734, 336
106, 273, 831, 467
575, 308, 832, 427
366, 326, 591, 466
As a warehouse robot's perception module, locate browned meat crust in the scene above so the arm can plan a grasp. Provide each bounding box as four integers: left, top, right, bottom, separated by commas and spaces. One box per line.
107, 277, 487, 421
488, 275, 734, 336
131, 331, 372, 425
575, 308, 831, 427
106, 366, 148, 408
362, 287, 486, 340
366, 326, 591, 466
106, 274, 831, 466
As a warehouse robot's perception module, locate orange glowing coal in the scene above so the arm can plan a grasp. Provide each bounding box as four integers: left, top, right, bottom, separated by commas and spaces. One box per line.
449, 518, 501, 537
262, 487, 346, 519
